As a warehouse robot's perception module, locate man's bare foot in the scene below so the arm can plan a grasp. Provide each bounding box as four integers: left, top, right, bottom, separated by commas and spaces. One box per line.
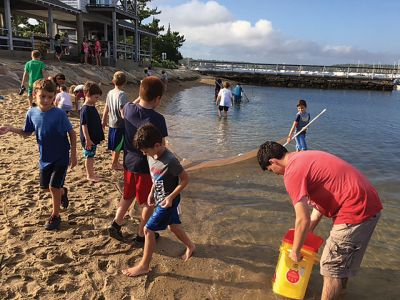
181, 243, 195, 262
122, 264, 150, 277
111, 163, 124, 171
87, 175, 101, 182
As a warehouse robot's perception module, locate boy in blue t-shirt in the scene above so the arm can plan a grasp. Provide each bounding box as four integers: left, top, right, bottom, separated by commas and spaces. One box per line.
108, 76, 168, 245
0, 79, 77, 230
80, 82, 105, 182
122, 124, 195, 277
287, 99, 311, 151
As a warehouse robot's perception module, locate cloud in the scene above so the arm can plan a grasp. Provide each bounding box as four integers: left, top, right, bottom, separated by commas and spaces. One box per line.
154, 0, 396, 64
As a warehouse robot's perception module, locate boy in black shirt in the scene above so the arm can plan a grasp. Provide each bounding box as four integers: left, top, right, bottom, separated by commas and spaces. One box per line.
80, 82, 105, 182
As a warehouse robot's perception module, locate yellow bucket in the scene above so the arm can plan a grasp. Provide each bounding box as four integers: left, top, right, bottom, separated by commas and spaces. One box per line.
272, 229, 324, 300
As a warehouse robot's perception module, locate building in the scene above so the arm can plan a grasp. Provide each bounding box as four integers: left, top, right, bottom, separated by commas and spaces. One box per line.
0, 0, 156, 66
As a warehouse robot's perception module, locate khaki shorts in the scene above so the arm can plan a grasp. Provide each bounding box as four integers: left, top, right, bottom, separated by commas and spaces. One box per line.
320, 213, 381, 278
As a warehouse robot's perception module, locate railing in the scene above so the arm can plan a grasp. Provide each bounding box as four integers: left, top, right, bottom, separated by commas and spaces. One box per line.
88, 0, 137, 15
187, 60, 400, 80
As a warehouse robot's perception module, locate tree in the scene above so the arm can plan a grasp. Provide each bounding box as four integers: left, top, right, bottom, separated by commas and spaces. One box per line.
11, 16, 46, 37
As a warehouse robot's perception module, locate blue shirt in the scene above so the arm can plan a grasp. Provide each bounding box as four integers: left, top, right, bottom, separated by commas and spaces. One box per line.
232, 85, 242, 97
295, 112, 310, 133
23, 107, 72, 169
79, 105, 105, 147
123, 103, 168, 173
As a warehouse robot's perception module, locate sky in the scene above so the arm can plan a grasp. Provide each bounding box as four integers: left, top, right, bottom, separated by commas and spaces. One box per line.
149, 0, 400, 65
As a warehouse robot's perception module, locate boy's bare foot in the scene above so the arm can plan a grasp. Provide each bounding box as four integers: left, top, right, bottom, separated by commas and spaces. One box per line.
111, 163, 124, 171
122, 264, 150, 277
181, 243, 195, 262
87, 175, 101, 182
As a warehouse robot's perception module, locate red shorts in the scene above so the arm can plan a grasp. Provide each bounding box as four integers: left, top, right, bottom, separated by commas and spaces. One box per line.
123, 170, 152, 205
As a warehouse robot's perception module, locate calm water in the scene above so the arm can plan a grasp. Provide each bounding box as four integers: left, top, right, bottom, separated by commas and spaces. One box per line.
158, 85, 400, 299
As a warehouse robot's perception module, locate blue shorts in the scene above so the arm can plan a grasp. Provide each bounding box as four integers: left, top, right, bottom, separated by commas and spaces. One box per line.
108, 127, 124, 152
83, 145, 97, 158
146, 198, 181, 231
295, 133, 307, 151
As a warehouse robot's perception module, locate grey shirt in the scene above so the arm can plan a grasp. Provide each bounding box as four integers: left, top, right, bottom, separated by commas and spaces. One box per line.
106, 89, 128, 128
148, 149, 184, 205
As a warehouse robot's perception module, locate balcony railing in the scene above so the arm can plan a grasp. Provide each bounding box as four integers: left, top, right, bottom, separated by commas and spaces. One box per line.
88, 0, 137, 15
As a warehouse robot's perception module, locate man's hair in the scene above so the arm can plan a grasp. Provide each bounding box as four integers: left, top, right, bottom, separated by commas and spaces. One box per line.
223, 81, 230, 88
139, 76, 164, 102
113, 71, 127, 87
134, 123, 162, 150
257, 141, 287, 171
83, 81, 102, 96
31, 50, 41, 59
33, 79, 56, 94
297, 99, 307, 107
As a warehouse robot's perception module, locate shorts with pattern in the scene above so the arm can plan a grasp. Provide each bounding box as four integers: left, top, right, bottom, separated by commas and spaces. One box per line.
320, 213, 381, 278
83, 145, 97, 158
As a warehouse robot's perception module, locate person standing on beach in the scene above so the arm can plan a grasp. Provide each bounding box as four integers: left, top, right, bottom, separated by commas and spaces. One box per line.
287, 99, 310, 151
0, 79, 77, 230
216, 81, 233, 118
108, 76, 168, 245
21, 50, 46, 107
257, 141, 382, 300
102, 71, 128, 171
122, 124, 195, 277
80, 82, 105, 182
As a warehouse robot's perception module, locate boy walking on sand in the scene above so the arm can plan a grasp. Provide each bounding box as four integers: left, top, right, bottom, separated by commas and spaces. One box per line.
108, 76, 168, 245
21, 50, 46, 107
80, 82, 105, 182
102, 71, 128, 171
122, 124, 195, 277
0, 79, 77, 230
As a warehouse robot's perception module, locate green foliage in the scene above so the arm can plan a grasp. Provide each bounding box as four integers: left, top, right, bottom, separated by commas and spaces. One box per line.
137, 0, 161, 26
152, 59, 178, 69
11, 16, 46, 37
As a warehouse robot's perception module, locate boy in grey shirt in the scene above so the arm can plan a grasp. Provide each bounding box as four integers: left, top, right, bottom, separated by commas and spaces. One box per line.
102, 71, 128, 170
122, 123, 195, 277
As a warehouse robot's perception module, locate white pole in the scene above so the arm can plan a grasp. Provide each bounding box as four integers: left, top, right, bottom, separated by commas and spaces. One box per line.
283, 108, 327, 147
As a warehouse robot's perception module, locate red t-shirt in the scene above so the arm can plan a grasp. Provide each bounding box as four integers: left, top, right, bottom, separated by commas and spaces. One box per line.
284, 151, 382, 224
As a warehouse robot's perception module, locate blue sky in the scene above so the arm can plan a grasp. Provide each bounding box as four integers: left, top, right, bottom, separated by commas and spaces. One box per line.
151, 0, 400, 65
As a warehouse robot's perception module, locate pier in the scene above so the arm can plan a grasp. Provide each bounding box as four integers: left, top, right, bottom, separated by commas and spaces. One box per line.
187, 60, 397, 91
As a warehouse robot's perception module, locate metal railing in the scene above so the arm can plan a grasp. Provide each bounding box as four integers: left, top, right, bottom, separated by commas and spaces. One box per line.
187, 60, 400, 80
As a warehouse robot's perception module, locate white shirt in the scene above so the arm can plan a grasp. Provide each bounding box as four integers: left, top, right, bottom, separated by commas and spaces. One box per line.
218, 88, 232, 107
55, 91, 72, 108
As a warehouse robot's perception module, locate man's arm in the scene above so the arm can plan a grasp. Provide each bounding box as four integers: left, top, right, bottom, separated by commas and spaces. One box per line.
309, 208, 322, 232
0, 125, 32, 138
290, 197, 311, 262
68, 129, 77, 169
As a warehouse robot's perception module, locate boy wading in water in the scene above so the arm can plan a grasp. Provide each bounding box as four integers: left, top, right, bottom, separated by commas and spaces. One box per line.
122, 124, 195, 277
287, 99, 310, 151
0, 79, 77, 230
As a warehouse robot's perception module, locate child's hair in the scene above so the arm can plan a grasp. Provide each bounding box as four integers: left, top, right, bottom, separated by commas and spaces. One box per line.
69, 85, 76, 94
297, 99, 307, 107
134, 123, 162, 150
139, 76, 164, 102
257, 141, 288, 171
60, 85, 67, 92
31, 50, 41, 59
33, 79, 56, 94
113, 71, 127, 87
83, 81, 102, 96
223, 81, 230, 88
53, 73, 66, 82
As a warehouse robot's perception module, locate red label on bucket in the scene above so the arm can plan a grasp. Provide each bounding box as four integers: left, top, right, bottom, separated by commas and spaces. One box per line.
286, 269, 300, 284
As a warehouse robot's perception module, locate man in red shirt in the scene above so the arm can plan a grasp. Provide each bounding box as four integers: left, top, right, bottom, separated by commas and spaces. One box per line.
257, 141, 382, 300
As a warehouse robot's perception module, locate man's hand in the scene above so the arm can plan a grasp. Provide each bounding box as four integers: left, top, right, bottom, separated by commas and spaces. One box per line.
159, 196, 173, 208
289, 250, 303, 263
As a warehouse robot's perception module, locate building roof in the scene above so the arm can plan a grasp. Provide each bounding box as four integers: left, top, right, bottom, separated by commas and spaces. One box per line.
23, 0, 80, 14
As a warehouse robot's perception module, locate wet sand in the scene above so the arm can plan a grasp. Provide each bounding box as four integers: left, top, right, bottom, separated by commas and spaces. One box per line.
1, 72, 399, 299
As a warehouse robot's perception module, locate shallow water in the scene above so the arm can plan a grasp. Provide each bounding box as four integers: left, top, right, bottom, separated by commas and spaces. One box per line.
158, 85, 400, 299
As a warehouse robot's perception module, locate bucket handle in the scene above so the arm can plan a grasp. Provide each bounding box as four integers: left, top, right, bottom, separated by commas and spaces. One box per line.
285, 249, 320, 264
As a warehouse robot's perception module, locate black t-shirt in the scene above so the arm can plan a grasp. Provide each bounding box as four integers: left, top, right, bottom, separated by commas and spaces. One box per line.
123, 103, 168, 173
80, 105, 105, 147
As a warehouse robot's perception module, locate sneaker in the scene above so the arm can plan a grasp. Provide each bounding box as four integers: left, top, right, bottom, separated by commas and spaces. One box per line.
108, 224, 123, 241
133, 232, 160, 246
61, 187, 69, 209
45, 215, 61, 231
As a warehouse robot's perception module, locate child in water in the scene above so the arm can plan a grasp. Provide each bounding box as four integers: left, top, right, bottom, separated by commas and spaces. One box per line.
287, 99, 310, 151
